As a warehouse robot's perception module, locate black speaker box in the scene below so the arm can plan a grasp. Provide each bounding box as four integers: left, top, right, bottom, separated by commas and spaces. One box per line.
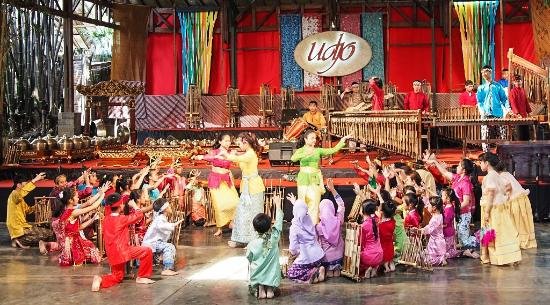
268, 141, 298, 166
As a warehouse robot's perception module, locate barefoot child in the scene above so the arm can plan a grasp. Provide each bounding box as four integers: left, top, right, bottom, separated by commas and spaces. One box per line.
287, 193, 326, 284
379, 201, 396, 272
246, 194, 284, 299
359, 200, 383, 278
92, 193, 155, 291
142, 198, 184, 276
420, 196, 447, 266
316, 179, 345, 278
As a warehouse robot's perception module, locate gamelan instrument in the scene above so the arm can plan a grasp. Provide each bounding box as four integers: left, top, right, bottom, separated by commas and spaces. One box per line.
284, 118, 309, 141
330, 110, 423, 160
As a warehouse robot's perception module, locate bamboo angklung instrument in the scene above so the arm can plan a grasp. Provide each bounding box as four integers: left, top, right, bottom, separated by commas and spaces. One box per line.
341, 222, 363, 282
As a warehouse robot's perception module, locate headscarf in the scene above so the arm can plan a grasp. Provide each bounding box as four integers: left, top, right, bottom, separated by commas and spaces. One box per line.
290, 199, 317, 243
318, 199, 340, 246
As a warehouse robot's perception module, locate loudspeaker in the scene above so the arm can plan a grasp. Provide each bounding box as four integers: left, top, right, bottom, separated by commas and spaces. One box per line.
268, 141, 298, 166
281, 109, 300, 126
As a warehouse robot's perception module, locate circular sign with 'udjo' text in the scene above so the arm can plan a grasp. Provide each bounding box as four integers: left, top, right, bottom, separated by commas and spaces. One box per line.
294, 31, 372, 77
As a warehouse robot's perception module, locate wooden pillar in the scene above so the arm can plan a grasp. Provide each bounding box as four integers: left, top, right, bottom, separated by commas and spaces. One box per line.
84, 97, 91, 136
430, 1, 437, 112
129, 97, 137, 144
63, 0, 74, 112
229, 16, 237, 88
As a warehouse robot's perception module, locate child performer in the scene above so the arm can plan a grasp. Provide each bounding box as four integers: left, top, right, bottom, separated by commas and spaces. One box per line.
419, 196, 447, 266
442, 188, 464, 259
379, 201, 396, 272
185, 170, 207, 227
142, 198, 184, 276
393, 205, 407, 262
57, 184, 108, 266
316, 178, 345, 278
287, 193, 326, 284
246, 193, 284, 299
291, 131, 352, 223
92, 193, 155, 292
359, 200, 383, 278
403, 193, 423, 229
458, 80, 477, 107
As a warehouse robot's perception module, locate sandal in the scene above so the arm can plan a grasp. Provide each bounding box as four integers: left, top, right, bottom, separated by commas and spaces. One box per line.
309, 268, 321, 284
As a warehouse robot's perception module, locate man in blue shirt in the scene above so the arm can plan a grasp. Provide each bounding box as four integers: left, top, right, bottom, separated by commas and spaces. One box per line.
498, 68, 509, 88
477, 65, 510, 152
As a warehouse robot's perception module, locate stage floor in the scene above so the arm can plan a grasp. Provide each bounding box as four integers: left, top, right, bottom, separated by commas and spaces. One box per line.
0, 222, 548, 305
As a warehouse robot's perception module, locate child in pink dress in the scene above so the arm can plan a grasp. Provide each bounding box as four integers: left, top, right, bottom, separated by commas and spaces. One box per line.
420, 196, 447, 266
442, 187, 462, 259
359, 200, 383, 278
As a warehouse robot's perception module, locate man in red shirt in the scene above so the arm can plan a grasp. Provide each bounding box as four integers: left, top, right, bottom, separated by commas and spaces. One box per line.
369, 76, 385, 111
404, 80, 429, 113
92, 193, 155, 292
458, 80, 477, 107
509, 74, 532, 140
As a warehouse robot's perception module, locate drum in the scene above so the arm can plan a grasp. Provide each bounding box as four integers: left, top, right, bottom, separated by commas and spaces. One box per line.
283, 118, 308, 140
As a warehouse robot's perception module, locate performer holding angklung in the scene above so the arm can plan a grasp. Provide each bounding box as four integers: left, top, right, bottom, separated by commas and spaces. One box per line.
218, 132, 265, 248
477, 65, 510, 152
193, 134, 239, 237
291, 130, 352, 223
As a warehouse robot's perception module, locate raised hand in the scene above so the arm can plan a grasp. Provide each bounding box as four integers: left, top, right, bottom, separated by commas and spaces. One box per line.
272, 193, 282, 211
325, 178, 336, 193
341, 133, 353, 141
99, 181, 112, 193
33, 172, 46, 182
286, 192, 297, 205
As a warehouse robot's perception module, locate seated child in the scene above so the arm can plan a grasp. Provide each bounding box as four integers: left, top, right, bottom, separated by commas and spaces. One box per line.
246, 194, 284, 299
442, 187, 462, 259
186, 171, 207, 226
316, 179, 345, 278
379, 201, 396, 272
359, 200, 383, 278
287, 193, 326, 284
142, 198, 184, 276
393, 204, 406, 262
419, 196, 447, 266
403, 193, 424, 229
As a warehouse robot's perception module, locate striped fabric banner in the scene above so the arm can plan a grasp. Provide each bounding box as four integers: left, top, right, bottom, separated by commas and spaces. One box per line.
302, 14, 323, 91
340, 14, 363, 89
280, 14, 303, 91
361, 13, 385, 82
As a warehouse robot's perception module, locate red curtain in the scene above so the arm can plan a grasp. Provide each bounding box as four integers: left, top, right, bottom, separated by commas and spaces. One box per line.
145, 22, 534, 95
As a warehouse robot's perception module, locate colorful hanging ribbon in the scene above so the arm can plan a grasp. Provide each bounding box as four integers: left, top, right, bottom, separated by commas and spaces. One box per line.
454, 1, 499, 84
178, 11, 218, 94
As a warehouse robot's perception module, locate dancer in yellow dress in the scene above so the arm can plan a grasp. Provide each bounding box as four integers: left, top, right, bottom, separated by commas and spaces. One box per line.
291, 130, 352, 223
219, 132, 265, 248
478, 152, 521, 265
194, 134, 239, 237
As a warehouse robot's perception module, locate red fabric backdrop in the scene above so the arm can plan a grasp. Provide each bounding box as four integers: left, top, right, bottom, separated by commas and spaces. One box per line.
146, 21, 534, 95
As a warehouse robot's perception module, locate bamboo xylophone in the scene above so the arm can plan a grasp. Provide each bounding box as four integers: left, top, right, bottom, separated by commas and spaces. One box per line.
398, 229, 432, 271
329, 110, 423, 160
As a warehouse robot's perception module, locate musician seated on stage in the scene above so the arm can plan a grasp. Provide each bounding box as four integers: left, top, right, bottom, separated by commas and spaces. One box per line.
458, 80, 477, 107
404, 80, 429, 114
509, 74, 532, 140
302, 101, 326, 131
341, 81, 369, 112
